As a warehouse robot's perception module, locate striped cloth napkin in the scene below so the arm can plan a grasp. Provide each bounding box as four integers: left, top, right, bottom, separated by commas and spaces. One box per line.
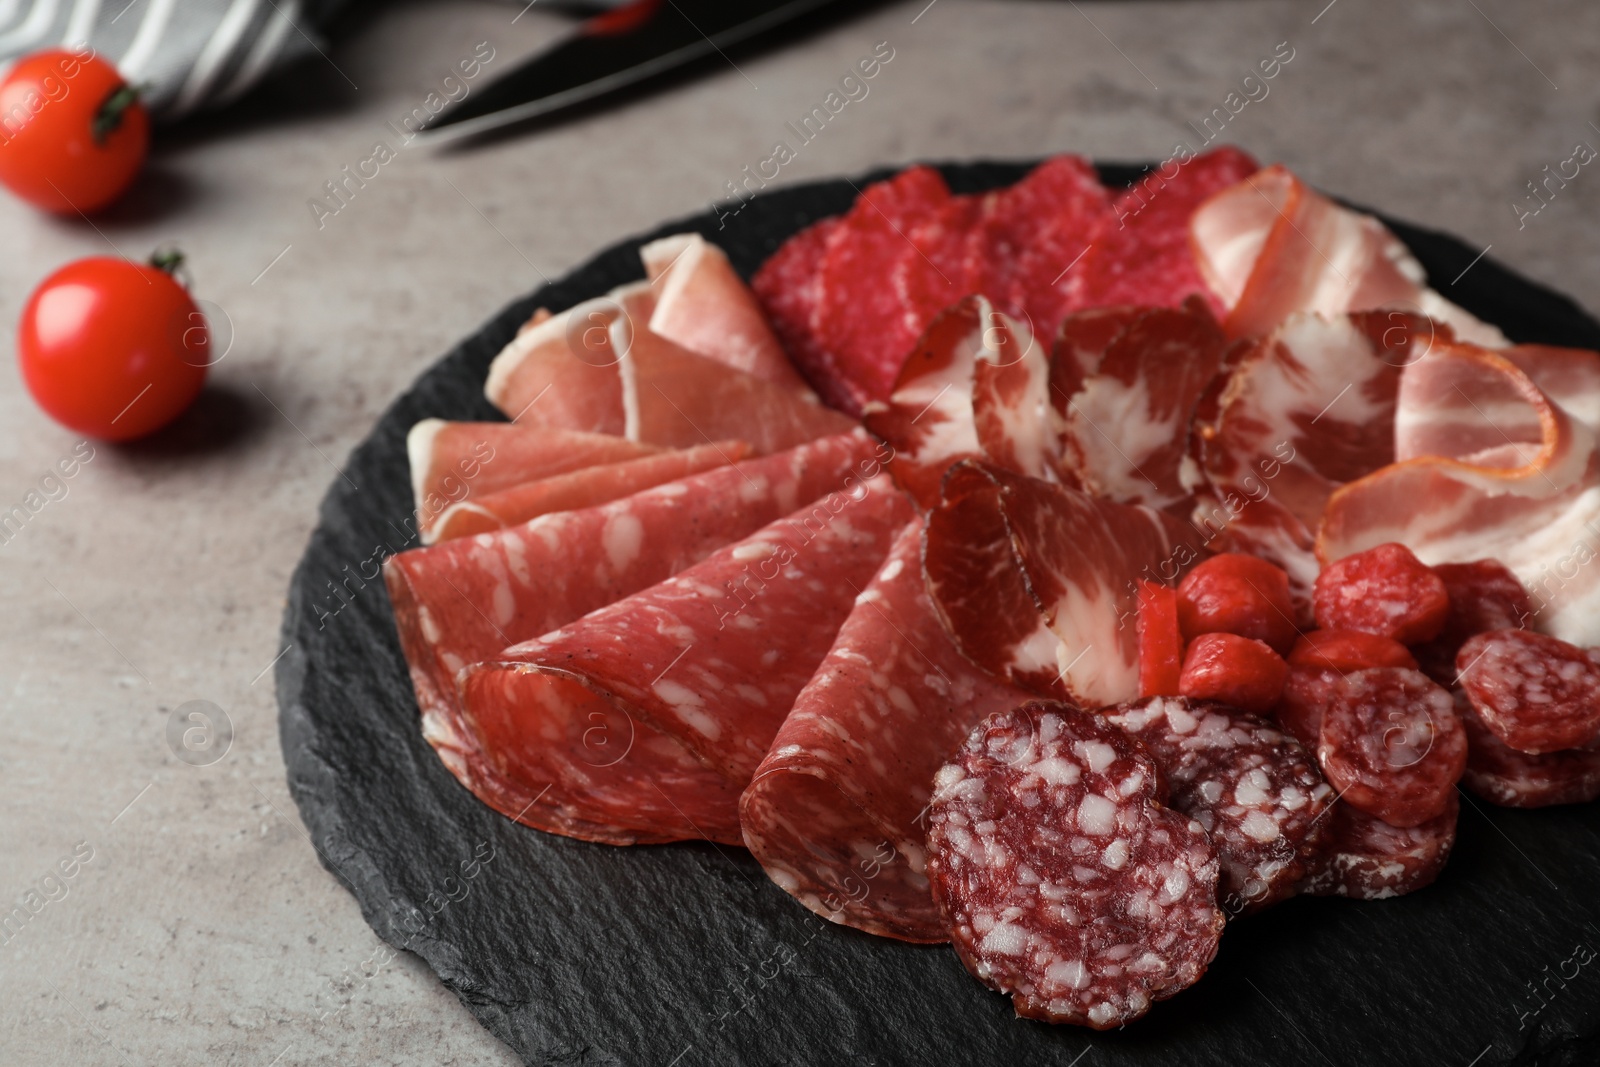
0, 0, 354, 119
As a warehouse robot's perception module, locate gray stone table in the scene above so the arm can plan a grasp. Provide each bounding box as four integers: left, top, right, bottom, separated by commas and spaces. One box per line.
1, 0, 1595, 1062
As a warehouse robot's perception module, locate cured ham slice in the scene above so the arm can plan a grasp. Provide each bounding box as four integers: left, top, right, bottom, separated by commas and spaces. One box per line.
1054, 298, 1226, 512
1191, 311, 1442, 612
924, 462, 1207, 704
740, 520, 1031, 942
1075, 146, 1259, 315
484, 303, 856, 454
864, 296, 1050, 507
408, 420, 662, 543
639, 233, 811, 392
458, 476, 914, 844
1191, 163, 1507, 345
1320, 343, 1600, 646
383, 431, 883, 843
428, 441, 751, 542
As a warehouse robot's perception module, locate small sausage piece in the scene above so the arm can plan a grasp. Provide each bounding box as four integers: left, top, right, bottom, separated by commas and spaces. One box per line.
1298, 792, 1459, 900
1316, 667, 1467, 827
1412, 559, 1532, 685
927, 701, 1224, 1030
1179, 633, 1289, 714
1177, 553, 1298, 654
1456, 629, 1600, 754
1272, 665, 1338, 751
1289, 630, 1417, 673
1136, 580, 1184, 698
1455, 692, 1600, 808
1313, 543, 1450, 644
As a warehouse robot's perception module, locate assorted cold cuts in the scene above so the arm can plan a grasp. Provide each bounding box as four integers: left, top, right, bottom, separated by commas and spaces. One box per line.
376, 148, 1600, 1030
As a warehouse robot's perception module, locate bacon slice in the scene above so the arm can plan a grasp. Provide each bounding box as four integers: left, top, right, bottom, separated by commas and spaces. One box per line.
740, 520, 1031, 942
484, 304, 855, 454
429, 441, 750, 541
407, 420, 663, 543
1190, 163, 1507, 345
639, 233, 811, 392
924, 462, 1207, 704
1319, 343, 1600, 646
383, 432, 883, 844
459, 477, 913, 845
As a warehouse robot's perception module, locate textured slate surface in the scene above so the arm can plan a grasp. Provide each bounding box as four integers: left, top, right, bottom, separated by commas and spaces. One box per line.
277, 161, 1600, 1067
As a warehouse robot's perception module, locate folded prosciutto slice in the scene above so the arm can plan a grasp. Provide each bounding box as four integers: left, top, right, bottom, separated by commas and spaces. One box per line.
924, 462, 1207, 704
484, 299, 855, 454
383, 431, 883, 842
408, 420, 661, 543
741, 519, 1030, 942
458, 476, 914, 845
1320, 343, 1600, 646
640, 233, 811, 392
1191, 164, 1507, 346
428, 440, 750, 541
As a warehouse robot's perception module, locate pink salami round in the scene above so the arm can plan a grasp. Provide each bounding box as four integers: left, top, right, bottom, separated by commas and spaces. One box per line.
1316, 667, 1466, 828
1107, 697, 1334, 916
1456, 693, 1600, 808
1456, 629, 1600, 754
927, 701, 1224, 1030
1298, 792, 1459, 900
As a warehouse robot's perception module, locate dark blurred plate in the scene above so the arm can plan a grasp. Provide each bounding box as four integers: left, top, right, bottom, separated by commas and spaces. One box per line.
278, 160, 1600, 1067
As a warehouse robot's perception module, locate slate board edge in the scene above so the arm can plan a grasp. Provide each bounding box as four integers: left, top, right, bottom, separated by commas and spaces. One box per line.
276, 157, 1600, 1067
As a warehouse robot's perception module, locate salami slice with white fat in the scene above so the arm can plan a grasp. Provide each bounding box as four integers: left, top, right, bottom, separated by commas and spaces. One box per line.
383, 431, 884, 844
1456, 693, 1600, 808
458, 476, 914, 845
1298, 792, 1459, 900
1106, 696, 1334, 915
927, 701, 1224, 1029
740, 520, 1032, 942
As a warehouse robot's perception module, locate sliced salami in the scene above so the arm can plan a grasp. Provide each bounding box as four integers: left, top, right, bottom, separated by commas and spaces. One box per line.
991, 154, 1113, 335
1298, 791, 1459, 900
1456, 629, 1600, 754
383, 432, 883, 843
740, 520, 1032, 942
429, 441, 750, 542
1412, 559, 1532, 685
1457, 693, 1600, 808
1272, 665, 1338, 751
1106, 696, 1334, 915
752, 217, 850, 410
459, 475, 914, 844
927, 701, 1224, 1029
1315, 667, 1467, 827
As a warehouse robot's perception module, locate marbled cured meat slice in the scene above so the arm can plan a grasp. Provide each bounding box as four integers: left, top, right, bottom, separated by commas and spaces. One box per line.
459, 476, 914, 844
753, 217, 850, 411
1054, 299, 1226, 512
1457, 695, 1600, 808
1190, 163, 1507, 345
1075, 147, 1259, 315
740, 520, 1032, 942
639, 233, 812, 392
927, 701, 1224, 1029
429, 441, 751, 542
485, 303, 856, 454
1298, 792, 1459, 900
383, 432, 884, 844
923, 462, 1207, 704
1319, 344, 1600, 647
407, 420, 662, 544
1106, 696, 1334, 915
1191, 311, 1443, 612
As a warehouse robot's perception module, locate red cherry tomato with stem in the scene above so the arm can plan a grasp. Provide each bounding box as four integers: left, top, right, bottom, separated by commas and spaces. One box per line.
0, 47, 149, 214
17, 251, 209, 441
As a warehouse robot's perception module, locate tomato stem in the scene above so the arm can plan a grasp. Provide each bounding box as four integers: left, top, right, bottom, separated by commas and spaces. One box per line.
149, 248, 185, 275
91, 83, 141, 146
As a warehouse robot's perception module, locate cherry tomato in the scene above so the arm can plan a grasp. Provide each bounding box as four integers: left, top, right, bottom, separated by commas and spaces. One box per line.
18, 253, 209, 441
0, 47, 149, 214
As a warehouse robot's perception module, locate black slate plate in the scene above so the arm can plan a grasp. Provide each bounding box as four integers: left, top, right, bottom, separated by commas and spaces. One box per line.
278, 161, 1600, 1067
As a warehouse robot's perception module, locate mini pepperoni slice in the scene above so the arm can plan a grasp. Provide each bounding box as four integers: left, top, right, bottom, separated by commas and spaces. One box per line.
1177, 553, 1298, 654
1178, 633, 1289, 714
1288, 630, 1418, 673
927, 701, 1223, 1030
1272, 665, 1338, 751
1298, 792, 1459, 900
1455, 693, 1600, 807
1107, 697, 1334, 915
1137, 581, 1184, 698
1316, 668, 1466, 827
1413, 560, 1532, 684
1455, 629, 1600, 754
1313, 543, 1450, 644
